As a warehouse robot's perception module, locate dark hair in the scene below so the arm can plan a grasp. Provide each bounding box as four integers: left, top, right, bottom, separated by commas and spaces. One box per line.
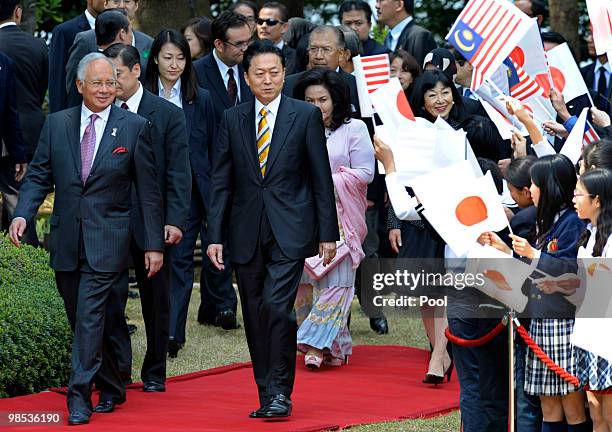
286, 18, 317, 72
229, 1, 259, 17
390, 48, 422, 91
102, 43, 140, 70
410, 70, 465, 123
144, 29, 198, 103
242, 39, 285, 72
261, 2, 289, 23
478, 158, 503, 195
0, 0, 19, 21
338, 0, 373, 24
212, 11, 250, 43
338, 25, 362, 58
581, 141, 602, 172
529, 154, 577, 246
403, 0, 414, 15
530, 0, 548, 19
310, 25, 346, 50
588, 138, 612, 171
181, 16, 213, 59
293, 67, 351, 132
541, 31, 567, 47
505, 155, 537, 189
578, 169, 612, 256
447, 45, 467, 65
460, 115, 503, 161
95, 9, 130, 47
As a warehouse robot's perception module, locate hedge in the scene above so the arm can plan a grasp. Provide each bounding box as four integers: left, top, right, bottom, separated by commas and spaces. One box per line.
0, 234, 71, 398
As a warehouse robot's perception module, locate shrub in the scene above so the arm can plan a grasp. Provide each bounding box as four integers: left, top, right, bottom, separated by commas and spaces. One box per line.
0, 234, 71, 398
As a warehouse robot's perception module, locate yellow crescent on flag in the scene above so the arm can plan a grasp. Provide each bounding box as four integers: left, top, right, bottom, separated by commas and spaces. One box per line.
454, 29, 476, 52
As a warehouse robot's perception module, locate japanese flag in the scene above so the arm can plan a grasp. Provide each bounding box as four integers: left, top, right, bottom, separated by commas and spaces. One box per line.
546, 43, 591, 104
370, 78, 415, 130
586, 0, 612, 55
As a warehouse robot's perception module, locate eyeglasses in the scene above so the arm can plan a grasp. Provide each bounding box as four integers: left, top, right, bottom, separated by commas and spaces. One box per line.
256, 18, 284, 26
107, 0, 134, 5
573, 191, 595, 198
224, 38, 253, 50
308, 46, 337, 55
83, 80, 118, 89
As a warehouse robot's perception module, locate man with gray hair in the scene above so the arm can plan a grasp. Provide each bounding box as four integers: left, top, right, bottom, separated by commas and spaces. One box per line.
9, 52, 163, 426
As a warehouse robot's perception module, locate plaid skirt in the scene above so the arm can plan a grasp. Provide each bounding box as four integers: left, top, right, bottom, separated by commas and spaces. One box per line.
524, 318, 580, 396
576, 347, 612, 391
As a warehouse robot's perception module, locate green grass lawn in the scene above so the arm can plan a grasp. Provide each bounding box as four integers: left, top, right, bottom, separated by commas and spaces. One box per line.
125, 283, 460, 431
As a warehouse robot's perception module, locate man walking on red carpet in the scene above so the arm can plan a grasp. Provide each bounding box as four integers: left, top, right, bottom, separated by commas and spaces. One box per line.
206, 40, 339, 418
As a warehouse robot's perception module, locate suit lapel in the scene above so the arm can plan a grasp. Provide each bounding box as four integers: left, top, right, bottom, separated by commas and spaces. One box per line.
240, 101, 260, 179
137, 90, 156, 118
264, 96, 296, 176
77, 13, 89, 31
238, 64, 252, 102
205, 55, 232, 108
89, 105, 123, 177
66, 106, 82, 177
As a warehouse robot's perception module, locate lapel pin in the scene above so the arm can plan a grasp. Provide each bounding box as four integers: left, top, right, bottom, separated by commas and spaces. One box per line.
111, 127, 117, 137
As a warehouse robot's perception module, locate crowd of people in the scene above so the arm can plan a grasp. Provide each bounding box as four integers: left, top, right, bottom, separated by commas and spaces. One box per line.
1, 0, 612, 430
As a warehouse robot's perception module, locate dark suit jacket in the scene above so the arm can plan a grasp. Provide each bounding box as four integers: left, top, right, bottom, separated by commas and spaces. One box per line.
65, 29, 153, 107
208, 95, 339, 263
15, 104, 164, 272
282, 69, 361, 118
0, 51, 25, 164
362, 37, 388, 56
48, 12, 90, 113
510, 205, 536, 242
132, 89, 191, 248
395, 20, 437, 66
0, 25, 48, 157
281, 44, 298, 75
580, 62, 612, 113
193, 52, 253, 126
182, 88, 216, 209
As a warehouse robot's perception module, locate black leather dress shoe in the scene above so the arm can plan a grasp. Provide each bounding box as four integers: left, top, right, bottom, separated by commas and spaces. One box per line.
248, 407, 266, 418
68, 412, 90, 425
260, 394, 292, 418
215, 310, 240, 330
369, 317, 389, 335
93, 400, 115, 413
143, 381, 166, 392
168, 339, 183, 358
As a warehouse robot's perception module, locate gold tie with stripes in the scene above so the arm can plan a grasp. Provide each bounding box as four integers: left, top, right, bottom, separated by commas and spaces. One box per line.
257, 107, 271, 176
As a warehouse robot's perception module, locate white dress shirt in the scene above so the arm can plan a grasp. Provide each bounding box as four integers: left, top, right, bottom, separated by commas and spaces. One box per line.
387, 16, 413, 51
213, 48, 242, 102
80, 103, 111, 168
116, 82, 144, 113
0, 21, 17, 29
594, 58, 611, 90
255, 94, 282, 139
158, 77, 182, 108
275, 40, 285, 50
84, 9, 96, 30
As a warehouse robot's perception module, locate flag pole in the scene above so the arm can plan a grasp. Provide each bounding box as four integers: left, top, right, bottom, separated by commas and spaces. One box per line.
485, 79, 548, 126
508, 310, 516, 432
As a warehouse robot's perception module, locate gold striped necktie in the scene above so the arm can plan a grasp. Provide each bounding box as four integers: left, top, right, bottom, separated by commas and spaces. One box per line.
257, 107, 271, 176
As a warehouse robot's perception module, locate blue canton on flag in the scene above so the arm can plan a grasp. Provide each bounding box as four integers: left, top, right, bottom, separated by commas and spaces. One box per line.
449, 20, 484, 64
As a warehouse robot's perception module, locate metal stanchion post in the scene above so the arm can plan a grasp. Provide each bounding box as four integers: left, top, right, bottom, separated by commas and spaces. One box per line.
508, 311, 515, 432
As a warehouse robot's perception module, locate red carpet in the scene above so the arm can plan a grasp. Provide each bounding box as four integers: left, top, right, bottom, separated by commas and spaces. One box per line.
0, 345, 459, 431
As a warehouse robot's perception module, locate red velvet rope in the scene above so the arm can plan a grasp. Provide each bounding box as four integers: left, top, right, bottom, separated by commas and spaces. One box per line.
515, 323, 581, 387
445, 321, 507, 347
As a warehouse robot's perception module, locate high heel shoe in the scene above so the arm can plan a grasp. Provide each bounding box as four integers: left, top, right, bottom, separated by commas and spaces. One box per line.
323, 354, 349, 367
305, 352, 323, 369
422, 360, 453, 385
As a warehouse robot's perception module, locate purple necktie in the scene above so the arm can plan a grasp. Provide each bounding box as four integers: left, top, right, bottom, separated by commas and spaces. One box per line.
80, 114, 99, 184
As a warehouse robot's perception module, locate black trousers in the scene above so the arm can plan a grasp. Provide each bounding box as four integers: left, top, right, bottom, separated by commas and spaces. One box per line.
108, 240, 171, 384
233, 213, 304, 406
55, 258, 124, 415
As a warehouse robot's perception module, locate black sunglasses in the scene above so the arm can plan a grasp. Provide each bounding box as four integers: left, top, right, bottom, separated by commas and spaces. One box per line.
256, 18, 283, 26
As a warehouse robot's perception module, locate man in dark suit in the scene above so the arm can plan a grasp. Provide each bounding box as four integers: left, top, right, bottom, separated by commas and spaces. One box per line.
207, 41, 339, 418
0, 0, 48, 160
48, 0, 105, 113
339, 0, 388, 56
103, 44, 191, 394
283, 25, 361, 117
191, 11, 254, 330
194, 11, 254, 125
375, 0, 436, 65
256, 2, 297, 75
581, 33, 611, 114
0, 51, 28, 235
66, 6, 152, 108
9, 53, 163, 426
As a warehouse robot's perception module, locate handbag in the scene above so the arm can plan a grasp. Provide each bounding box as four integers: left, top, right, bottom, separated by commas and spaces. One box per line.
304, 241, 350, 280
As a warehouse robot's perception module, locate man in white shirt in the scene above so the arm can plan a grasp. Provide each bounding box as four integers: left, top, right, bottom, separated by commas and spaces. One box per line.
9, 53, 163, 426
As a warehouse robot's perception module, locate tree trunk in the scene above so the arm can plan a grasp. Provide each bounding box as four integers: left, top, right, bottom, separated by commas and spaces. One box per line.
549, 0, 580, 59
20, 0, 37, 34
135, 0, 211, 37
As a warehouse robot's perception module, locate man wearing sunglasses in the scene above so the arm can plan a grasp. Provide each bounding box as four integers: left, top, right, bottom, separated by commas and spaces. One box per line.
256, 2, 297, 75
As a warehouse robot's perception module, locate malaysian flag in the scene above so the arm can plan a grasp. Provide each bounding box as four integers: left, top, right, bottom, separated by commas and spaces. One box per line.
503, 57, 544, 101
584, 120, 600, 146
353, 54, 391, 116
447, 0, 532, 90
